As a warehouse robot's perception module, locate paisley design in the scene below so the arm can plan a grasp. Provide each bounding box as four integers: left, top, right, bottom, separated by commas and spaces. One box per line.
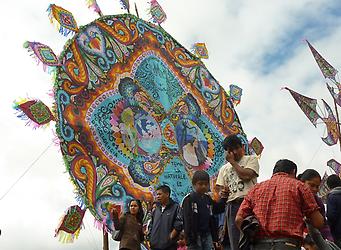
54, 14, 246, 229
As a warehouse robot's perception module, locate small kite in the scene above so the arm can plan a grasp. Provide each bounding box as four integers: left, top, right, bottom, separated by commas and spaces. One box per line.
13, 99, 54, 128
229, 84, 243, 106
192, 43, 209, 59
47, 4, 79, 36
284, 87, 320, 127
327, 159, 341, 175
321, 100, 339, 146
55, 205, 86, 243
318, 172, 330, 202
285, 87, 339, 146
249, 137, 264, 156
23, 41, 60, 72
307, 40, 338, 81
149, 0, 167, 24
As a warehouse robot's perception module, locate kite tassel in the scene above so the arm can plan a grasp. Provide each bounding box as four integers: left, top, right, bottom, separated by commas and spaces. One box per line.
85, 0, 103, 16
55, 227, 81, 244
94, 218, 106, 231
74, 191, 87, 208
52, 130, 61, 148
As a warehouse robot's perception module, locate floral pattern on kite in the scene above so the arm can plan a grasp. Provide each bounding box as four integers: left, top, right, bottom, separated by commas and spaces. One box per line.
54, 14, 246, 231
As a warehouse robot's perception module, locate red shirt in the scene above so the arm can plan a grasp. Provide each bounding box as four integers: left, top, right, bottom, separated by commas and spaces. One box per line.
237, 173, 319, 240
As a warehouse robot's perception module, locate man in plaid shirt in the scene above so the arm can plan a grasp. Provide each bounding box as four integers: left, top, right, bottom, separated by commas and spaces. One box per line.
235, 159, 324, 250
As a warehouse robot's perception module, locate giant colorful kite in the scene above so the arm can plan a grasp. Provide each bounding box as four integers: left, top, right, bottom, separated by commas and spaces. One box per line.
14, 1, 261, 243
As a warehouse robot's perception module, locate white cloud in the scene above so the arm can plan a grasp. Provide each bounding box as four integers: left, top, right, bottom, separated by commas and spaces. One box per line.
1, 0, 341, 249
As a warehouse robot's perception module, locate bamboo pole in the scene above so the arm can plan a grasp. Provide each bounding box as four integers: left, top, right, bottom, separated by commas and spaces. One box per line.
103, 228, 109, 250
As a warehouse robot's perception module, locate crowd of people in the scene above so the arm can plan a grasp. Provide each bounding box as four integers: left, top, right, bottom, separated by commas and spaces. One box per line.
110, 135, 341, 250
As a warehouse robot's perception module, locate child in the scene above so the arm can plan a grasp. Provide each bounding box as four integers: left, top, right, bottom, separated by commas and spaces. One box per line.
303, 223, 341, 250
182, 170, 224, 250
177, 231, 188, 250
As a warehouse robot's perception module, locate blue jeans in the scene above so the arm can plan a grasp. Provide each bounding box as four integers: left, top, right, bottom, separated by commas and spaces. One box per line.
187, 232, 214, 250
252, 238, 301, 250
226, 199, 245, 250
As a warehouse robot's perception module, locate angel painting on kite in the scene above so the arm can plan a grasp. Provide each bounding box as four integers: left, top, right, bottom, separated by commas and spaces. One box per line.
178, 120, 209, 168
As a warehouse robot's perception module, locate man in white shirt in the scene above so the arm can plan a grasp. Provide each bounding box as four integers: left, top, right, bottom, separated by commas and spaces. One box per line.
216, 135, 260, 250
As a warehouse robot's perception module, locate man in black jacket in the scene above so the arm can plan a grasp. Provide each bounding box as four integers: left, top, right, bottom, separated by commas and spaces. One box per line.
149, 185, 183, 250
327, 174, 341, 248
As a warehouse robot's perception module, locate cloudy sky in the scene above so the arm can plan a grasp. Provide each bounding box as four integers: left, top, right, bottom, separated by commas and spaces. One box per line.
1, 0, 341, 249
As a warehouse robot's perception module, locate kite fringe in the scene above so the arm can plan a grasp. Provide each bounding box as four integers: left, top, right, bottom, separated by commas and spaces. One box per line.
47, 88, 58, 120
52, 129, 61, 148
47, 5, 76, 37
94, 218, 108, 232
55, 228, 81, 243
74, 190, 87, 209
85, 0, 103, 16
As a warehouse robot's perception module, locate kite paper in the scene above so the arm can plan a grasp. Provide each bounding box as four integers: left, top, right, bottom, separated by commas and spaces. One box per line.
47, 4, 79, 36
229, 84, 243, 106
55, 205, 86, 243
285, 87, 321, 127
149, 0, 167, 24
321, 99, 339, 146
85, 0, 103, 16
327, 159, 341, 175
307, 40, 338, 81
23, 41, 60, 71
54, 14, 247, 231
192, 43, 209, 59
13, 99, 54, 128
326, 83, 341, 107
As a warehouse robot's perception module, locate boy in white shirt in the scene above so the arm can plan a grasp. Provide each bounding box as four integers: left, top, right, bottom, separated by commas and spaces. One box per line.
216, 135, 259, 250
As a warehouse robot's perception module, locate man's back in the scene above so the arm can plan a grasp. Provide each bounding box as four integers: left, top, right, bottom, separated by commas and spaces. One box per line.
327, 187, 341, 243
238, 173, 319, 240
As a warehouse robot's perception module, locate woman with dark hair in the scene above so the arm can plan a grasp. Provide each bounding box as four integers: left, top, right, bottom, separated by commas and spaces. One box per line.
298, 169, 334, 241
112, 199, 145, 250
